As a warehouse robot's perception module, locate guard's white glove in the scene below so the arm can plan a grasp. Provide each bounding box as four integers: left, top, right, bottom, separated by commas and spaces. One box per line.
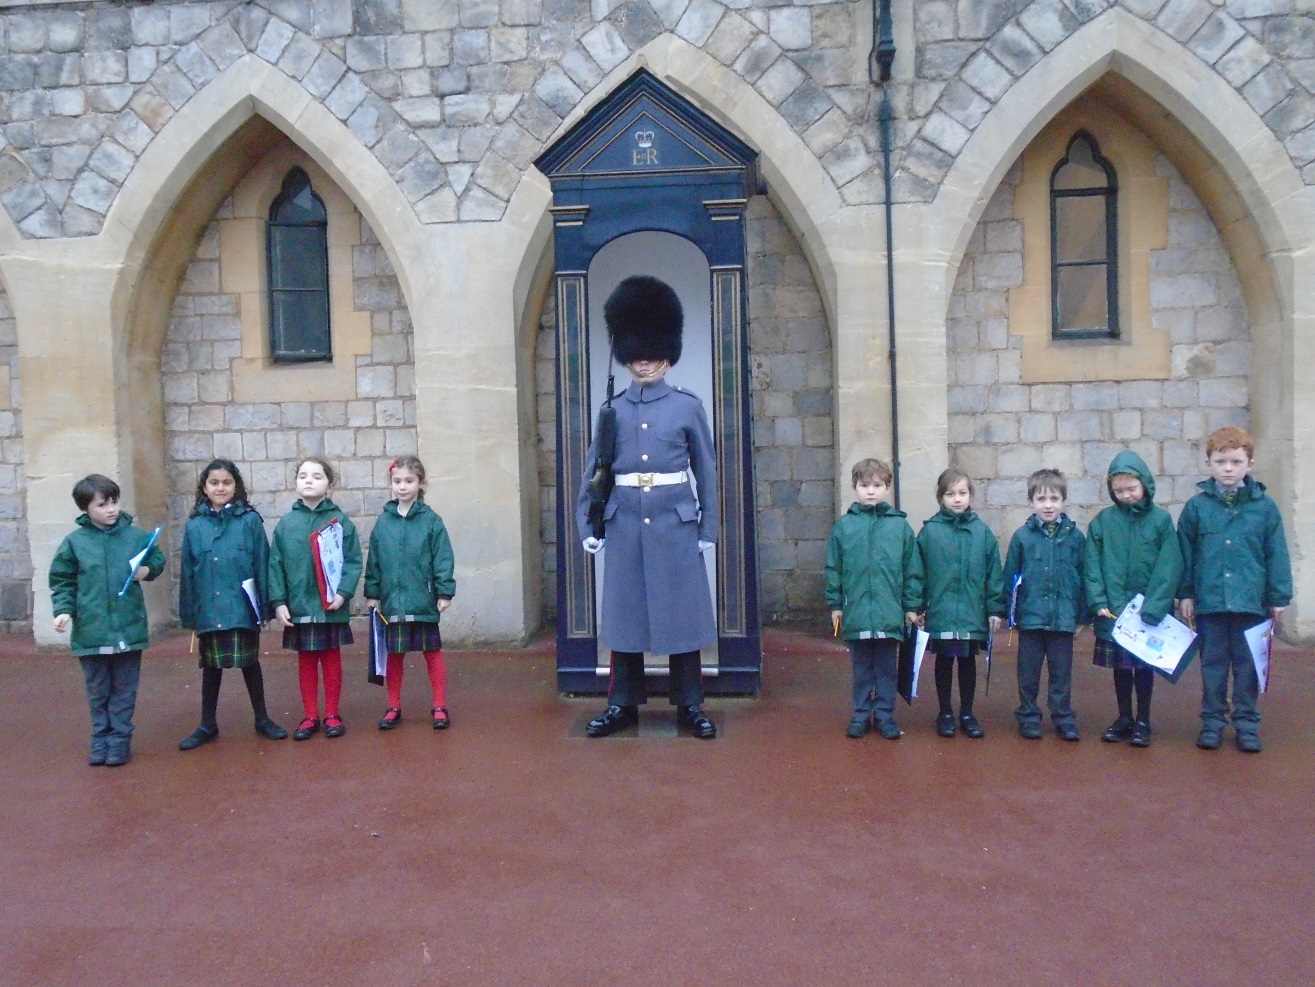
698, 540, 714, 553
583, 537, 605, 555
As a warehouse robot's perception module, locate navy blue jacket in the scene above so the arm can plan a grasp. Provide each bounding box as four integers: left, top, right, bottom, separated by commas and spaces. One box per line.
1004, 513, 1088, 633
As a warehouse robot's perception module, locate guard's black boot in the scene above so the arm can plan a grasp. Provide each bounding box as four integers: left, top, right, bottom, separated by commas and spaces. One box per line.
587, 704, 638, 737
677, 704, 716, 739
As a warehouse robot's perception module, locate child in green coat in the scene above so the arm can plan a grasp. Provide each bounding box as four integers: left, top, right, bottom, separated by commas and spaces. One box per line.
364, 456, 456, 731
1177, 427, 1291, 753
177, 459, 286, 751
50, 474, 166, 767
269, 458, 362, 741
825, 458, 923, 740
916, 468, 1005, 739
1083, 451, 1182, 748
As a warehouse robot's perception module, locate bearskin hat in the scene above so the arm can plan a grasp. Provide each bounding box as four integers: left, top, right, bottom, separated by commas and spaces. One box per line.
604, 275, 683, 366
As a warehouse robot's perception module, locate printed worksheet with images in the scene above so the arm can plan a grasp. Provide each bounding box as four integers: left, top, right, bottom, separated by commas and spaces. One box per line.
1112, 594, 1198, 681
1244, 618, 1273, 693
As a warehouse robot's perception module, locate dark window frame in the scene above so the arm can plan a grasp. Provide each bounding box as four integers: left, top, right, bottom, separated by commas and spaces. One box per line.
1049, 131, 1119, 341
267, 167, 332, 363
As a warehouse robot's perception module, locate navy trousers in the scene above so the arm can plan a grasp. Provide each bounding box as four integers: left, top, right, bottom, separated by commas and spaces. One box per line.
79, 652, 142, 757
849, 638, 899, 726
1197, 612, 1263, 733
1015, 630, 1076, 729
608, 650, 704, 707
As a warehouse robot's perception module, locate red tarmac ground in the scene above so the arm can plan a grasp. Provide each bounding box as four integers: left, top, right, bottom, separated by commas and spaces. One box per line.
1, 627, 1313, 986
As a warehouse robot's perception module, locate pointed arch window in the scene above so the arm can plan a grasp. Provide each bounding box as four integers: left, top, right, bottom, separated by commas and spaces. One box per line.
267, 167, 331, 362
1050, 132, 1118, 340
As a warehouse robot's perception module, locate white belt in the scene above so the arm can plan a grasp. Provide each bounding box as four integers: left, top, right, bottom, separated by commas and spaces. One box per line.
614, 470, 688, 488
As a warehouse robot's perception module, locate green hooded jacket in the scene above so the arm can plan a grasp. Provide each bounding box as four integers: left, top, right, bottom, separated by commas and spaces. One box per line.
268, 498, 362, 624
824, 501, 923, 640
364, 497, 456, 623
916, 507, 1006, 641
1176, 476, 1292, 618
179, 501, 270, 633
49, 512, 166, 656
1083, 450, 1182, 640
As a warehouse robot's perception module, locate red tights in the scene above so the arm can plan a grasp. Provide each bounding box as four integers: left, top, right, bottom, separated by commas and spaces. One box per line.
384, 650, 447, 709
298, 648, 343, 719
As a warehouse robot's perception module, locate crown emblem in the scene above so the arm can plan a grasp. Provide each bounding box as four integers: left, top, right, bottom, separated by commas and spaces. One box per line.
635, 130, 654, 148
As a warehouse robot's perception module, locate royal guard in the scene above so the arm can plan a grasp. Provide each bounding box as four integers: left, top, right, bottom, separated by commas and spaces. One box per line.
576, 275, 719, 738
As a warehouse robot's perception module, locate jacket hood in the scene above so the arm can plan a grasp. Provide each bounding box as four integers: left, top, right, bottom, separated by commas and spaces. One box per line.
1026, 512, 1075, 533
384, 496, 431, 518
847, 501, 905, 518
926, 507, 978, 526
293, 497, 338, 515
75, 511, 134, 532
1106, 451, 1156, 508
190, 500, 256, 520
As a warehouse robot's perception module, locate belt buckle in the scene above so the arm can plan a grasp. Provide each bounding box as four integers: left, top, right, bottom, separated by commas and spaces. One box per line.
638, 472, 654, 489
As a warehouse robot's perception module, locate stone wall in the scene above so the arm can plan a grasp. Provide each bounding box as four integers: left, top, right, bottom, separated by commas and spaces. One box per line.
534, 192, 833, 625
0, 288, 28, 627
948, 152, 1251, 541
161, 204, 416, 614
0, 0, 1310, 239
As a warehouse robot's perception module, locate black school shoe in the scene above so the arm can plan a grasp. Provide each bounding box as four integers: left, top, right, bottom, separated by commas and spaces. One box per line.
1196, 727, 1222, 750
877, 720, 903, 740
255, 718, 288, 740
1019, 721, 1043, 740
935, 712, 957, 737
846, 716, 870, 738
1101, 716, 1134, 743
1236, 731, 1263, 753
587, 704, 638, 737
677, 705, 717, 739
959, 713, 985, 739
1057, 723, 1081, 742
178, 725, 219, 751
1129, 720, 1152, 747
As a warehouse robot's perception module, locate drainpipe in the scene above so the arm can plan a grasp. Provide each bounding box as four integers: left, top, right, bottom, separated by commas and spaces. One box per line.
870, 1, 900, 506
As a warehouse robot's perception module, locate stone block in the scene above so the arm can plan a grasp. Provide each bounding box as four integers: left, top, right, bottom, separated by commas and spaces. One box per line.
1029, 384, 1070, 413
278, 33, 322, 80
784, 506, 833, 541
675, 0, 723, 45
961, 51, 1013, 101
1020, 413, 1056, 443
769, 7, 811, 49
303, 49, 348, 98
384, 430, 418, 456
452, 28, 490, 65
1071, 381, 1119, 411
914, 1, 956, 41
1018, 0, 1078, 49
977, 413, 1018, 444
1199, 377, 1248, 408
323, 428, 355, 457
989, 384, 1029, 413
1083, 441, 1129, 478
1117, 380, 1162, 410
534, 65, 585, 117
949, 385, 987, 414
957, 0, 1027, 39
1188, 11, 1246, 63
357, 365, 397, 398
1038, 441, 1083, 477
733, 33, 783, 83
1056, 411, 1102, 442
87, 8, 132, 49
1111, 410, 1142, 441
69, 172, 117, 215
1215, 35, 1270, 88
197, 372, 231, 404
988, 23, 1044, 76
916, 41, 977, 80
954, 442, 996, 480
580, 22, 629, 72
256, 18, 296, 62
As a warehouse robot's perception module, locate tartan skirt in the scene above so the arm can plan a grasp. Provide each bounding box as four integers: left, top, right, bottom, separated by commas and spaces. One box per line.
384, 619, 443, 654
1092, 637, 1141, 671
928, 639, 979, 659
198, 628, 261, 670
282, 622, 353, 652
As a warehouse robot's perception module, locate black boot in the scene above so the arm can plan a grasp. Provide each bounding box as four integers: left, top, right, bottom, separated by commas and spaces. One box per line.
244, 662, 287, 739
587, 704, 638, 737
677, 704, 716, 739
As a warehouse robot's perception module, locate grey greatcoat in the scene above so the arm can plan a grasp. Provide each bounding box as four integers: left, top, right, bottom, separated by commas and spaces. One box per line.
576, 378, 719, 656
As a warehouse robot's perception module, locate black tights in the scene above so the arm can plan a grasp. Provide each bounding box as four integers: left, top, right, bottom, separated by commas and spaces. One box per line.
200, 662, 271, 729
935, 653, 977, 716
1113, 666, 1155, 722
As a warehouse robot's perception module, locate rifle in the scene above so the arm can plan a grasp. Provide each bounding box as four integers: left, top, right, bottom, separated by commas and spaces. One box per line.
585, 365, 618, 540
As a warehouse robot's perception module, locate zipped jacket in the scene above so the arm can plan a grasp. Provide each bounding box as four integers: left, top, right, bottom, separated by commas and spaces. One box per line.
49, 512, 166, 656
268, 498, 361, 623
825, 501, 923, 640
917, 508, 1006, 641
1004, 513, 1088, 633
1176, 476, 1291, 618
1083, 450, 1181, 639
364, 497, 456, 623
179, 501, 270, 633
